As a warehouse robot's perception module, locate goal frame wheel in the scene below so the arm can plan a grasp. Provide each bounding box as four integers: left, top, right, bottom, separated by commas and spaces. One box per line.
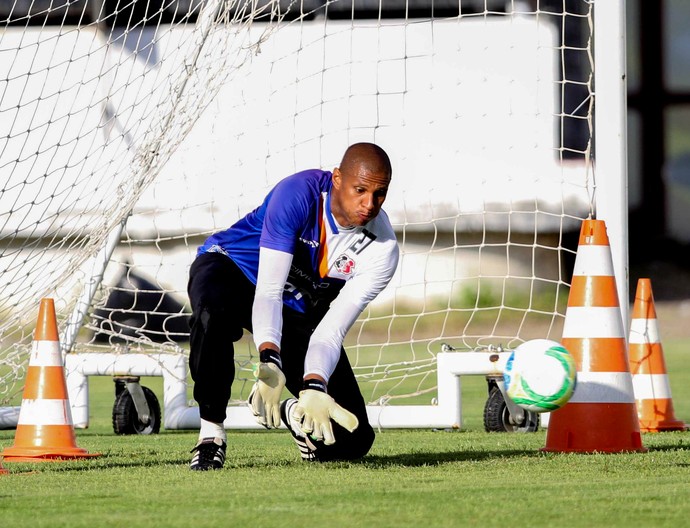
112, 377, 161, 435
483, 376, 539, 433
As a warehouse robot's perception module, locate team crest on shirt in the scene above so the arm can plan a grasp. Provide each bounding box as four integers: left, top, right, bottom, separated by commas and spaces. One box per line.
334, 254, 356, 275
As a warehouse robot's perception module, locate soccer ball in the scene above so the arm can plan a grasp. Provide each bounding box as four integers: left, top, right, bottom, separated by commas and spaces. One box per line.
503, 339, 577, 413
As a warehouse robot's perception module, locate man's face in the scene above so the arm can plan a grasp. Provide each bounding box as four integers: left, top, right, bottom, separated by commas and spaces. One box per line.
330, 165, 390, 228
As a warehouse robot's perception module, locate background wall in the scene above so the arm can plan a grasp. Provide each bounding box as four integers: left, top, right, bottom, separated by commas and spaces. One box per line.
2, 0, 688, 305
626, 0, 690, 302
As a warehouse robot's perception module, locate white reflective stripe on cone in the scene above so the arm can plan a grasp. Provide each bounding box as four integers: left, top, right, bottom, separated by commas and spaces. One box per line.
628, 318, 660, 344
29, 340, 63, 367
562, 306, 626, 338
571, 245, 615, 276
632, 374, 673, 399
17, 399, 72, 425
568, 371, 635, 404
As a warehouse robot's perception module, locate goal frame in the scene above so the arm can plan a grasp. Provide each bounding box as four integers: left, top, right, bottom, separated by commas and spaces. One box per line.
0, 0, 628, 431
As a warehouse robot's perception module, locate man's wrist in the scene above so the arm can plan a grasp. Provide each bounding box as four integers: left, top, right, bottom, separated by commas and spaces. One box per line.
302, 377, 327, 393
259, 348, 282, 369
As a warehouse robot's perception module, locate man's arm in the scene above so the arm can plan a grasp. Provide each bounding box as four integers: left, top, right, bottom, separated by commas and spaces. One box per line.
248, 247, 292, 428
252, 247, 292, 352
304, 238, 400, 383
292, 294, 362, 444
293, 241, 399, 443
303, 294, 362, 382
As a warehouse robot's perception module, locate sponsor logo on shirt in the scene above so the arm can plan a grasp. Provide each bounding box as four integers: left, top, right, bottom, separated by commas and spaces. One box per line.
299, 237, 320, 248
334, 254, 356, 275
206, 244, 229, 256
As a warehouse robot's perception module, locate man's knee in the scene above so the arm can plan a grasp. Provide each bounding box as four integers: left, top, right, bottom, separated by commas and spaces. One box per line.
190, 304, 243, 343
348, 423, 375, 459
316, 423, 375, 462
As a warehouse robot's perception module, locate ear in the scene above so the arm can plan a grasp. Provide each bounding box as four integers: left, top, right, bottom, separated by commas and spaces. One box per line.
332, 167, 342, 189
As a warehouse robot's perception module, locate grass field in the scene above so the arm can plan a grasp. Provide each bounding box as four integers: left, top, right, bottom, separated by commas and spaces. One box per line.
1, 338, 689, 527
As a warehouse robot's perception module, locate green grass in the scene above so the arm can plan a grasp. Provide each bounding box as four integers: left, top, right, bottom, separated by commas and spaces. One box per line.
1, 340, 689, 527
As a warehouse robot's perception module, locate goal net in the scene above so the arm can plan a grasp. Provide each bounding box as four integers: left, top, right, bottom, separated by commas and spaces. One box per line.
0, 0, 605, 426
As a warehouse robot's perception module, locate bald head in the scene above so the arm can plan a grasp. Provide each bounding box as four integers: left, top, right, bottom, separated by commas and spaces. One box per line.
339, 143, 392, 182
330, 143, 392, 227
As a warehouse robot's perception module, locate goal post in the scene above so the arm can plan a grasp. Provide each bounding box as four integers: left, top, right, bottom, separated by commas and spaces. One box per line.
0, 0, 626, 430
593, 0, 630, 330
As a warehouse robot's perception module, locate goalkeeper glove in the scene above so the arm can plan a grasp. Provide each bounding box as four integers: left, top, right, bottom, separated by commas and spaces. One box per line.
248, 349, 286, 429
292, 379, 359, 446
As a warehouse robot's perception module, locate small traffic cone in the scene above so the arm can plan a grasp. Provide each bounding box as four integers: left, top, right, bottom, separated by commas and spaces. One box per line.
629, 278, 687, 432
2, 298, 100, 462
543, 219, 646, 453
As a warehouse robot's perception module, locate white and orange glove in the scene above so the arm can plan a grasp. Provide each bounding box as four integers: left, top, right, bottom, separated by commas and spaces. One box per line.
292, 379, 359, 445
248, 349, 286, 429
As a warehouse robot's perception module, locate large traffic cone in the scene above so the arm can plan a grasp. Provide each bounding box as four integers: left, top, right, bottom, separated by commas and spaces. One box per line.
543, 219, 646, 453
2, 298, 100, 462
629, 278, 687, 432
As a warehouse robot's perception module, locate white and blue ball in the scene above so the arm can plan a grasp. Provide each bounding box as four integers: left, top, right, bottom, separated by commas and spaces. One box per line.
503, 339, 577, 413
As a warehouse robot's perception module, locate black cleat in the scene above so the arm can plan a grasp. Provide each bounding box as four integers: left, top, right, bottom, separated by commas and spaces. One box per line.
189, 437, 227, 471
280, 398, 317, 461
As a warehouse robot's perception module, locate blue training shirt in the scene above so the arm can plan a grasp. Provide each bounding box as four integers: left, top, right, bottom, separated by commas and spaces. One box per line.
198, 169, 370, 313
198, 169, 399, 315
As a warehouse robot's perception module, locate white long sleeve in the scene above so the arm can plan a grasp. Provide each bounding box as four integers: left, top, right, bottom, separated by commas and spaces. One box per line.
304, 294, 363, 382
252, 247, 292, 351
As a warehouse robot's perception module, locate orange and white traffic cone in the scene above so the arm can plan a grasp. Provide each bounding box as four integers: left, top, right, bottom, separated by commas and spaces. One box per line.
543, 219, 646, 453
629, 278, 687, 432
2, 298, 100, 462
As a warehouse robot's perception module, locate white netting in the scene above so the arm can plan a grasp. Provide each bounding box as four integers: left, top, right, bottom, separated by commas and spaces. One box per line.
0, 0, 596, 411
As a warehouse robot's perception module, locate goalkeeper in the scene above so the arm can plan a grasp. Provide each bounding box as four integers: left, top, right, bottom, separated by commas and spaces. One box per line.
187, 143, 399, 470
